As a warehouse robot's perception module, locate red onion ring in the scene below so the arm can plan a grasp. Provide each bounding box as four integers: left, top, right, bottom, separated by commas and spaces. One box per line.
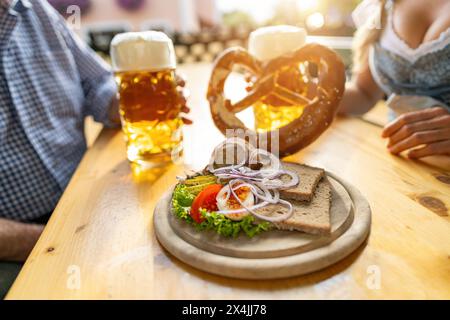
227, 182, 293, 223
199, 138, 300, 222
214, 179, 293, 222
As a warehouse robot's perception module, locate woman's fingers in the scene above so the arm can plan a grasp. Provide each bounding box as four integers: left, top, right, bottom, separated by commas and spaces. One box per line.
182, 117, 193, 125
180, 102, 192, 125
177, 86, 190, 99
388, 128, 450, 154
408, 140, 450, 158
382, 107, 448, 138
383, 107, 450, 155
180, 95, 193, 125
387, 114, 450, 147
175, 73, 186, 87
175, 77, 192, 125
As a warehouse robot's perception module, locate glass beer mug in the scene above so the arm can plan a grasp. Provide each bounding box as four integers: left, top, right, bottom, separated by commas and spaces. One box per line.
248, 26, 309, 132
111, 31, 183, 168
207, 25, 346, 157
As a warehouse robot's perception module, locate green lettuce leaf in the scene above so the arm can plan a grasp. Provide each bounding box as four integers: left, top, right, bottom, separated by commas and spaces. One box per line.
172, 184, 195, 222
171, 184, 271, 238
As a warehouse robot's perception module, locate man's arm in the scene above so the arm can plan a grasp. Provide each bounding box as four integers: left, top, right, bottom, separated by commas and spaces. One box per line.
0, 219, 44, 262
107, 95, 121, 125
43, 2, 118, 127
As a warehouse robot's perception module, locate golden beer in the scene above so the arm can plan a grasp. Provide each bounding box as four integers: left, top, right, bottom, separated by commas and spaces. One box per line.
253, 102, 305, 132
111, 31, 182, 167
253, 65, 307, 132
115, 69, 182, 163
248, 26, 308, 132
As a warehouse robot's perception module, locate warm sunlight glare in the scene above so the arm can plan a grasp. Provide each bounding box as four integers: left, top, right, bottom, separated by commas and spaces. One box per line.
306, 12, 325, 29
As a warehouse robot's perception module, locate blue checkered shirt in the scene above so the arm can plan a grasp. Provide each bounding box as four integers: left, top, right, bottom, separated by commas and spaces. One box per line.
0, 0, 117, 222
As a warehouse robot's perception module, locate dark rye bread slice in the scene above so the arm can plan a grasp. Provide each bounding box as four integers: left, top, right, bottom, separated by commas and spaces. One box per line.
255, 177, 332, 235
279, 162, 325, 202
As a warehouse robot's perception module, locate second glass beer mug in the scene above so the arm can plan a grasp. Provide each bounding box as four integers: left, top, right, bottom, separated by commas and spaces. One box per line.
248, 26, 309, 132
111, 31, 183, 167
207, 25, 346, 157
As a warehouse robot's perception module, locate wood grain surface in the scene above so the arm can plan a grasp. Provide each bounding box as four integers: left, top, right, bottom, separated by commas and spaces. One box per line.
6, 63, 450, 300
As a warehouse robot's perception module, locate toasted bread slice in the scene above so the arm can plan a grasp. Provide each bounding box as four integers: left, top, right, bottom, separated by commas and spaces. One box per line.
279, 162, 325, 202
255, 177, 332, 235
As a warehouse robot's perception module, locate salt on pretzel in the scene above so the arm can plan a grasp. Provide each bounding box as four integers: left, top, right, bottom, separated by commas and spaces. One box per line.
207, 43, 346, 157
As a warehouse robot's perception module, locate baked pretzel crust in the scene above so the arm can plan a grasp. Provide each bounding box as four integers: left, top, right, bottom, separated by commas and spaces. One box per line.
207, 43, 346, 157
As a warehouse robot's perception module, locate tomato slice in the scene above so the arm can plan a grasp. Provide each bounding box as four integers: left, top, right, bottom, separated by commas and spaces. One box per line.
190, 184, 223, 223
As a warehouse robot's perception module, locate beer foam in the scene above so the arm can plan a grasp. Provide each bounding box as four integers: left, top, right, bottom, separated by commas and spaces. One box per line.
110, 31, 176, 72
248, 25, 307, 62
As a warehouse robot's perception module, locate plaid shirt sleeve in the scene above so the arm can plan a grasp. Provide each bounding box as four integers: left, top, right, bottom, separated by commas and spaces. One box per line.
48, 5, 118, 127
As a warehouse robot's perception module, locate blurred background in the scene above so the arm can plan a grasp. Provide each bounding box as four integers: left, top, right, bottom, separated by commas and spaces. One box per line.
48, 0, 362, 145
49, 0, 359, 67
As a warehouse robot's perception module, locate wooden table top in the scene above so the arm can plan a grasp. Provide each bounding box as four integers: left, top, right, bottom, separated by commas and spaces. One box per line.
7, 63, 450, 300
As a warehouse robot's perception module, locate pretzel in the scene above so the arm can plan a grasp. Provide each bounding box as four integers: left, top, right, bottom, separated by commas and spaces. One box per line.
207, 43, 346, 157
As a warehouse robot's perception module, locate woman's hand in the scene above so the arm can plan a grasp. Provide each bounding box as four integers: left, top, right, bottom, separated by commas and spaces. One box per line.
381, 107, 450, 158
109, 73, 192, 125
176, 73, 193, 125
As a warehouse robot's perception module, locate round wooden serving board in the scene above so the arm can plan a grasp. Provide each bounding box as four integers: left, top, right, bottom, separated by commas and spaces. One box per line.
154, 172, 371, 279
169, 177, 353, 259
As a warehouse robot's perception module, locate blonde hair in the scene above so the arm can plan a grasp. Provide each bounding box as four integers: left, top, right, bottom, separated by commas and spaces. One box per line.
352, 0, 388, 74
